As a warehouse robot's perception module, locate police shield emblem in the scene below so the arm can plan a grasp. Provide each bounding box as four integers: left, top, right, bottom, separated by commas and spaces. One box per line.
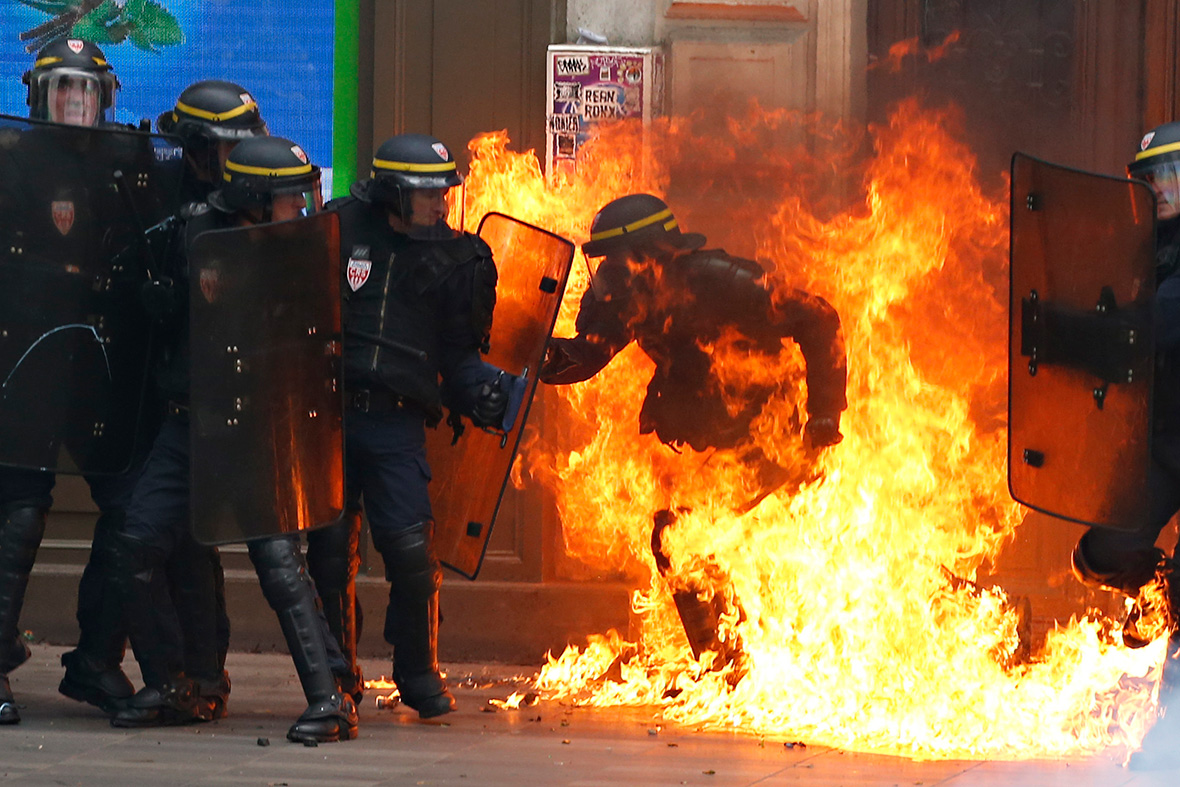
188, 211, 344, 545
1008, 153, 1156, 530
428, 212, 575, 579
0, 115, 183, 474
346, 248, 371, 291
51, 200, 74, 235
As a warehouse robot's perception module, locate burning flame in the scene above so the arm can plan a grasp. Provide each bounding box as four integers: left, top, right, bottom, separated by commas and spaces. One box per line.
456, 99, 1163, 760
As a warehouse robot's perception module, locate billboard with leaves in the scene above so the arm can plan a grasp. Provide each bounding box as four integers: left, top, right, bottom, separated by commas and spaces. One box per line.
0, 0, 340, 191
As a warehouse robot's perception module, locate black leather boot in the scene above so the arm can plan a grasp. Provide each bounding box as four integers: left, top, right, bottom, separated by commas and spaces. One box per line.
59, 650, 134, 715
0, 673, 19, 725
377, 522, 455, 719
248, 537, 358, 743
651, 509, 747, 680
307, 510, 364, 703
169, 533, 231, 718
0, 505, 47, 725
59, 510, 135, 714
112, 677, 210, 727
108, 534, 211, 727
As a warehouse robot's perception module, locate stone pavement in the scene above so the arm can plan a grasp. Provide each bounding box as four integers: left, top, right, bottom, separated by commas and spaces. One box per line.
0, 646, 1176, 786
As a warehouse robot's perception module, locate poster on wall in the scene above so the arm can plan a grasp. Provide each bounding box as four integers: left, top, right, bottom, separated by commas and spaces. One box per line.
545, 44, 664, 178
0, 0, 339, 194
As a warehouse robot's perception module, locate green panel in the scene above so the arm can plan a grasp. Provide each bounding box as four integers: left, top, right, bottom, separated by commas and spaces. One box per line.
332, 0, 361, 198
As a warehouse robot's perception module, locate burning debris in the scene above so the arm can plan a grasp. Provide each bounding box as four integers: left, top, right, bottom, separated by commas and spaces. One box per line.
457, 99, 1164, 760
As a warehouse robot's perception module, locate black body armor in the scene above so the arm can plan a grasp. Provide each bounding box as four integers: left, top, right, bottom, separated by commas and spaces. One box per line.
335, 197, 496, 424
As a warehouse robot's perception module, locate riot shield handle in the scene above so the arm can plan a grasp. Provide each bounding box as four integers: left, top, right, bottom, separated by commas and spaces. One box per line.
1019, 286, 1149, 389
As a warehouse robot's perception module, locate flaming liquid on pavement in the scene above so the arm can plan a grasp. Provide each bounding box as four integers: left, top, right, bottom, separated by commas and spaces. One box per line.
453, 99, 1164, 761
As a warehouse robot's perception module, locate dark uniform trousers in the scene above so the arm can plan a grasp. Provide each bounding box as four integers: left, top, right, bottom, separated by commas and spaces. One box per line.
120, 415, 347, 690
0, 464, 139, 677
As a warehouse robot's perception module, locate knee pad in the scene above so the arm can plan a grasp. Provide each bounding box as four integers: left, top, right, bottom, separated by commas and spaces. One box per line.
1070, 534, 1162, 596
373, 521, 437, 581
248, 537, 311, 611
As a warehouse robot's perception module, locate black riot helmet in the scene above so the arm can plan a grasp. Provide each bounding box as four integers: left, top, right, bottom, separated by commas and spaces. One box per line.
581, 193, 706, 258
157, 80, 268, 186
207, 136, 322, 222
352, 133, 463, 223
1130, 122, 1180, 222
22, 37, 119, 126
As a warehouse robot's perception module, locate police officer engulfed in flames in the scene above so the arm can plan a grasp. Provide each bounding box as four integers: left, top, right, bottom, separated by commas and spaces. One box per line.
541, 193, 848, 678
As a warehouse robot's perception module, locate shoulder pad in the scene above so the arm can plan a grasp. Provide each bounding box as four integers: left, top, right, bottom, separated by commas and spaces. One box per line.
324, 195, 356, 212
428, 232, 493, 268
179, 201, 211, 221
467, 232, 493, 259
685, 249, 765, 280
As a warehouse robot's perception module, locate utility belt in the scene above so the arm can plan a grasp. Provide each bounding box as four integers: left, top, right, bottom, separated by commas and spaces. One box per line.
347, 387, 418, 415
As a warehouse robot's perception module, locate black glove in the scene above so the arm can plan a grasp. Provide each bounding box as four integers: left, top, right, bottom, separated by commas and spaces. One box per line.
471, 377, 509, 428
804, 416, 843, 449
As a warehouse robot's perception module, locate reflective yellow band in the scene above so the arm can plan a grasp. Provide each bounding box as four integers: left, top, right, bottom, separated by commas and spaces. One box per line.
34, 56, 106, 68
589, 208, 676, 241
1136, 140, 1180, 161
175, 99, 257, 123
372, 157, 455, 173
224, 160, 313, 179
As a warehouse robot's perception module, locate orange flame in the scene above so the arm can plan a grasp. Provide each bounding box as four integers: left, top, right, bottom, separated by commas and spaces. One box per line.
456, 99, 1163, 760
871, 31, 962, 74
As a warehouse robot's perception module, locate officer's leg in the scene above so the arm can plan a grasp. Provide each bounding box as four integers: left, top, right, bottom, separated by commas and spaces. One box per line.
1124, 444, 1180, 769
1071, 457, 1180, 648
650, 508, 746, 679
167, 533, 231, 717
352, 409, 454, 718
109, 417, 210, 727
58, 467, 142, 714
306, 508, 363, 702
247, 535, 357, 743
0, 468, 54, 724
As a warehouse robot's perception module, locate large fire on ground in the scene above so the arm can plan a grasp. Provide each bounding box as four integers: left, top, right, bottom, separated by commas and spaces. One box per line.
455, 99, 1163, 760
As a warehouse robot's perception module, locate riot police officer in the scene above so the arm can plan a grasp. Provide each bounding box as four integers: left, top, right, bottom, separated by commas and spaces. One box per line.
1, 37, 135, 726
109, 136, 357, 743
23, 36, 119, 126
540, 193, 847, 674
1068, 122, 1180, 770
309, 133, 510, 718
157, 79, 268, 203
113, 78, 270, 723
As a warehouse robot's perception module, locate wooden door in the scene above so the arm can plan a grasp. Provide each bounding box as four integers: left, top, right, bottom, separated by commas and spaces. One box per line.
362, 0, 563, 582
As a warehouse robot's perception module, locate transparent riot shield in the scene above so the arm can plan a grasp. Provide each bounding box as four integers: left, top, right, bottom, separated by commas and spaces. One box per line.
1009, 153, 1156, 530
428, 213, 575, 578
0, 115, 183, 474
188, 211, 344, 545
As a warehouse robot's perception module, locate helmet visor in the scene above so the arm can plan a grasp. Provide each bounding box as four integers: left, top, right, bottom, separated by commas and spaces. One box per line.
45, 70, 103, 127
269, 177, 324, 222
1136, 158, 1180, 221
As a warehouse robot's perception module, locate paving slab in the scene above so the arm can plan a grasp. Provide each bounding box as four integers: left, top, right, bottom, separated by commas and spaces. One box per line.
0, 646, 1173, 786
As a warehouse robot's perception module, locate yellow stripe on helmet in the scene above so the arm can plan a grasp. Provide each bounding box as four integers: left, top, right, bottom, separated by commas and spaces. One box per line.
176, 98, 258, 124
1136, 140, 1180, 162
223, 160, 313, 180
34, 56, 63, 67
372, 157, 456, 173
589, 208, 676, 241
